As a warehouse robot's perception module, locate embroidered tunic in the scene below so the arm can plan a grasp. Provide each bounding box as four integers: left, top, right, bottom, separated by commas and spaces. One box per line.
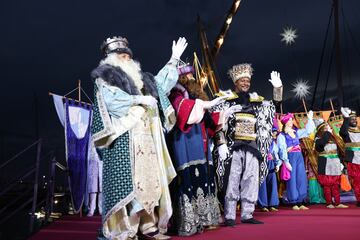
167, 85, 221, 236
91, 62, 177, 239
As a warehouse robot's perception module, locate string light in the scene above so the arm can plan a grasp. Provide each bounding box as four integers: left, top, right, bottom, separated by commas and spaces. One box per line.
217, 37, 224, 47
226, 16, 233, 25
234, 0, 241, 10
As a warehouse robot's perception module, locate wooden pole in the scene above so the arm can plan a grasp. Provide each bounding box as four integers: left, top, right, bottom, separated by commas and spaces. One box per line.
330, 98, 336, 116
302, 98, 308, 114
78, 80, 81, 102
48, 92, 91, 106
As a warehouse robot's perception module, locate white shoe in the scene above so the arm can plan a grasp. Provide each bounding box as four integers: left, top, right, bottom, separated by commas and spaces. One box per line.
292, 205, 300, 210
87, 211, 94, 217
299, 205, 309, 210
270, 207, 279, 212
326, 204, 335, 209
335, 204, 349, 209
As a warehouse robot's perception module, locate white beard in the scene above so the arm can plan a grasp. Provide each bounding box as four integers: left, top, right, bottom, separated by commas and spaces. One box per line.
100, 54, 144, 92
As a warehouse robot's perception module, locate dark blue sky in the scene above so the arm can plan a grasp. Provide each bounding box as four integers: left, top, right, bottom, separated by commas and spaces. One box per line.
0, 0, 359, 151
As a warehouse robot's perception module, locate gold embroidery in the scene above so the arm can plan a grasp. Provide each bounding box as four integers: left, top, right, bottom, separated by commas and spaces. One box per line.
234, 113, 256, 141
345, 142, 360, 148
349, 127, 360, 133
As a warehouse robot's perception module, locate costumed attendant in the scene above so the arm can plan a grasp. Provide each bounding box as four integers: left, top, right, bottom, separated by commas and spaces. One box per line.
91, 36, 187, 240
340, 107, 360, 207
213, 64, 282, 225
314, 119, 348, 208
258, 126, 280, 212
166, 62, 223, 236
307, 157, 326, 204
87, 138, 103, 216
278, 112, 315, 210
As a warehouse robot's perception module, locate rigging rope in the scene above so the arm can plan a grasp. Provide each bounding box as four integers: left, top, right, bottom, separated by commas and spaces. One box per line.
321, 42, 335, 109
311, 5, 334, 109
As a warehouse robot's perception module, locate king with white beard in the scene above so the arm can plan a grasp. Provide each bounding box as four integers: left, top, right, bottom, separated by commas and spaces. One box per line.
91, 36, 188, 240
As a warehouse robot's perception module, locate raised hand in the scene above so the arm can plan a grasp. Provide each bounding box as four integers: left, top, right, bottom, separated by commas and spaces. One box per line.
268, 71, 282, 88
171, 37, 188, 60
307, 110, 313, 120
341, 107, 351, 118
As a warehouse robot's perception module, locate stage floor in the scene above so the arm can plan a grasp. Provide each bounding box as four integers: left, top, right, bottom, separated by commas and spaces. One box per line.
29, 204, 360, 240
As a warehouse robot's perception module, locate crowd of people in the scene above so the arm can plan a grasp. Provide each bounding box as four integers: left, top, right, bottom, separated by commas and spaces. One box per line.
87, 36, 360, 240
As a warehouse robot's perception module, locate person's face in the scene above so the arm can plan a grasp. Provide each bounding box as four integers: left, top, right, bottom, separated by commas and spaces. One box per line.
285, 118, 293, 128
272, 131, 278, 139
185, 72, 195, 81
116, 53, 131, 61
235, 77, 251, 92
350, 116, 358, 127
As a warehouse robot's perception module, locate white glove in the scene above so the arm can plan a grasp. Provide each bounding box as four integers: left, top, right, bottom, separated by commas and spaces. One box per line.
218, 144, 229, 160
325, 124, 333, 134
203, 96, 228, 110
285, 161, 292, 171
275, 165, 280, 172
170, 37, 188, 61
224, 105, 242, 118
341, 107, 351, 118
307, 110, 313, 120
268, 71, 282, 88
134, 96, 158, 108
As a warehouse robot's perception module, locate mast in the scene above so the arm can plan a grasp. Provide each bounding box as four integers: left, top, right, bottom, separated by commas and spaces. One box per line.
211, 0, 242, 59
334, 0, 344, 107
198, 16, 219, 94
198, 0, 242, 94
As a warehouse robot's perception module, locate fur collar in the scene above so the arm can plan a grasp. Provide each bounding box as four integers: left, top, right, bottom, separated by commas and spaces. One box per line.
91, 64, 158, 98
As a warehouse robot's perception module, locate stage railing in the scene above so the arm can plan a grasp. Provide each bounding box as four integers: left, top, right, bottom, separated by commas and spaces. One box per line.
0, 139, 42, 234
44, 155, 67, 223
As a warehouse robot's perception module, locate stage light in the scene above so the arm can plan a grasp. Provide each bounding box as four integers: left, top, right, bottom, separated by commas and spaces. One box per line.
34, 211, 45, 219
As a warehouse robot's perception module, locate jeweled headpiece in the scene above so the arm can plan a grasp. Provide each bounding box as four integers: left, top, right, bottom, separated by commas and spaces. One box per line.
177, 61, 194, 76
228, 63, 254, 83
101, 36, 133, 57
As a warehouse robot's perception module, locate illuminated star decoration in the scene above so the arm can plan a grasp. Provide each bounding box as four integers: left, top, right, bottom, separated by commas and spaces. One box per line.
291, 79, 311, 99
280, 27, 298, 45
